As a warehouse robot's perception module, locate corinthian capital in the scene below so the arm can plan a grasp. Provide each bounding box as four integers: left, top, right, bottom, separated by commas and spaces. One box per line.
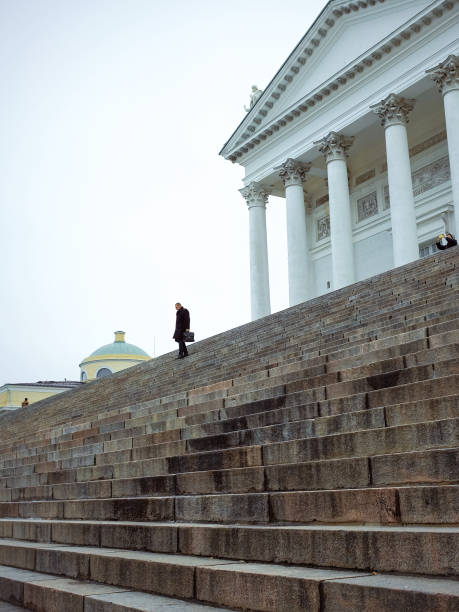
276, 158, 311, 187
426, 55, 459, 95
240, 181, 271, 209
314, 132, 354, 162
371, 93, 415, 127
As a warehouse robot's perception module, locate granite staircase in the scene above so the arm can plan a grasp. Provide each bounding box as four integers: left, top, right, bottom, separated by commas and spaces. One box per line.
0, 248, 458, 611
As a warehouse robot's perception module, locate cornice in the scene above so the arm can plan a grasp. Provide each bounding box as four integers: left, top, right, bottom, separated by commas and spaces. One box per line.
221, 0, 457, 163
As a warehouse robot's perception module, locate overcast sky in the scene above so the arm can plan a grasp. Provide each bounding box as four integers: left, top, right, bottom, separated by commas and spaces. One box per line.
0, 0, 328, 383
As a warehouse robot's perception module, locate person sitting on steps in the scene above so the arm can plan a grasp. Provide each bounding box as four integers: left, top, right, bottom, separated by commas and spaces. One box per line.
436, 232, 457, 250
173, 302, 190, 359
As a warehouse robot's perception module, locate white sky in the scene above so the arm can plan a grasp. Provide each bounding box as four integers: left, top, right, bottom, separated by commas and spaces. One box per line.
0, 0, 328, 383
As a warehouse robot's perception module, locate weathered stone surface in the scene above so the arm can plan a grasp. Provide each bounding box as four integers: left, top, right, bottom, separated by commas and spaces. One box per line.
112, 458, 168, 480
0, 489, 12, 502
89, 551, 195, 599
322, 574, 459, 612
178, 399, 224, 417
176, 466, 265, 495
35, 547, 90, 579
51, 521, 100, 546
85, 589, 228, 611
0, 250, 457, 612
265, 456, 369, 491
96, 450, 131, 466
132, 429, 181, 448
0, 503, 18, 518
63, 498, 174, 521
111, 475, 175, 498
196, 563, 369, 612
0, 520, 13, 538
12, 521, 51, 543
263, 419, 458, 465
168, 446, 263, 474
176, 493, 269, 524
131, 441, 185, 461
269, 488, 399, 523
99, 523, 177, 553
60, 454, 95, 470
76, 465, 113, 482
0, 565, 34, 606
220, 395, 286, 420
52, 480, 112, 500
371, 448, 459, 486
18, 501, 64, 520
385, 395, 459, 427
185, 431, 242, 454
180, 524, 459, 575
224, 385, 286, 409
0, 540, 44, 571
368, 375, 459, 409
24, 577, 126, 612
398, 485, 459, 523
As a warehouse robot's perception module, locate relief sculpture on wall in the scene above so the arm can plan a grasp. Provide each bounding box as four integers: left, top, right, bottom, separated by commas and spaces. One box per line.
317, 215, 330, 240
412, 156, 450, 197
357, 191, 378, 222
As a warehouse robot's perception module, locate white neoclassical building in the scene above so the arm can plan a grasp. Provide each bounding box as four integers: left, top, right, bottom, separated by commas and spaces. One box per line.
220, 0, 459, 320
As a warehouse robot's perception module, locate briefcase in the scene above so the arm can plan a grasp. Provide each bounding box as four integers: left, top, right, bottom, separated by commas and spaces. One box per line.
183, 331, 195, 342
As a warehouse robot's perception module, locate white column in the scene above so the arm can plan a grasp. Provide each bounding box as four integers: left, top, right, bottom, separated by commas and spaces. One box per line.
315, 132, 355, 290
427, 55, 459, 234
371, 94, 418, 267
277, 158, 312, 305
240, 182, 271, 320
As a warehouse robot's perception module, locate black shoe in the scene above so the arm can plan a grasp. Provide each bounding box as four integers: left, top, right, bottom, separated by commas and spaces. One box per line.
176, 355, 184, 359
183, 353, 189, 358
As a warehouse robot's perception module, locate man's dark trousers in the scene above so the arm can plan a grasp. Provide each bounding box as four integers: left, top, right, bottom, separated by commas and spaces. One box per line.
178, 339, 188, 357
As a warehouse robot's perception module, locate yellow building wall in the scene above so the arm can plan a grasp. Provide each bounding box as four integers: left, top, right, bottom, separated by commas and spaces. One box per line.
80, 356, 150, 382
0, 387, 69, 409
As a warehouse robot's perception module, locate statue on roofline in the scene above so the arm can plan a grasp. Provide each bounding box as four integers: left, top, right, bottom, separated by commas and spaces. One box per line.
244, 85, 263, 112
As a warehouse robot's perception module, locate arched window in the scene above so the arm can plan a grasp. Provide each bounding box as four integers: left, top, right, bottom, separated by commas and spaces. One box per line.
96, 367, 112, 379
80, 371, 88, 382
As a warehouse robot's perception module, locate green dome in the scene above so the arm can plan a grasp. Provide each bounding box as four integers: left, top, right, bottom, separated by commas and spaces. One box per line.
82, 331, 150, 361
89, 342, 149, 358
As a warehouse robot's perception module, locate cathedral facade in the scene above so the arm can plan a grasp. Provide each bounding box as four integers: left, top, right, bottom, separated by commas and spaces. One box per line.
221, 0, 459, 319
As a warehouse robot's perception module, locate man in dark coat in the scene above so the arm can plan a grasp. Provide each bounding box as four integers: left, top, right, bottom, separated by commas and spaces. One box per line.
436, 232, 457, 250
173, 303, 190, 359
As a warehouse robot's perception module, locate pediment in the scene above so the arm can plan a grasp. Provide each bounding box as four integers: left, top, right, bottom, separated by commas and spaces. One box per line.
221, 0, 436, 160
259, 0, 432, 127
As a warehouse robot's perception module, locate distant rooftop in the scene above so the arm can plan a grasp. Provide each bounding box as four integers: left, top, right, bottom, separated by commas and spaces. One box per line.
4, 381, 82, 388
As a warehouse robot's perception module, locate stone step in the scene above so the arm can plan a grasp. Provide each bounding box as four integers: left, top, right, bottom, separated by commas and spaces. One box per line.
0, 565, 230, 611
0, 482, 456, 525
3, 445, 458, 503
0, 536, 459, 588
3, 448, 459, 501
184, 394, 459, 442
2, 296, 456, 444
2, 407, 457, 493
2, 354, 457, 477
0, 603, 26, 612
263, 415, 458, 466
0, 249, 457, 612
2, 308, 456, 456
0, 403, 389, 472
175, 522, 459, 575
0, 538, 370, 608
320, 573, 459, 612
90, 414, 459, 481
